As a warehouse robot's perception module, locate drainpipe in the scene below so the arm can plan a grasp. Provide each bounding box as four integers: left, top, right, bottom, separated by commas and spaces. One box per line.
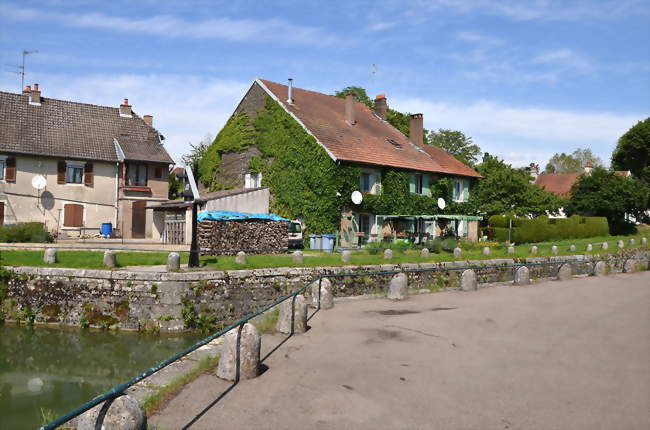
114, 162, 120, 231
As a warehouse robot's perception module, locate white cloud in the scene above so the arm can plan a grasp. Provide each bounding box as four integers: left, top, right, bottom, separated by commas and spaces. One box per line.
2, 5, 339, 46
531, 49, 593, 73
366, 21, 398, 32
391, 97, 642, 166
0, 73, 250, 164
455, 31, 504, 45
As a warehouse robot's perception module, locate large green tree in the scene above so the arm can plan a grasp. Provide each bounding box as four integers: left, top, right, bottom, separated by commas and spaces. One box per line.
544, 148, 603, 173
468, 153, 564, 217
428, 129, 481, 167
611, 118, 650, 186
333, 86, 373, 106
565, 167, 648, 233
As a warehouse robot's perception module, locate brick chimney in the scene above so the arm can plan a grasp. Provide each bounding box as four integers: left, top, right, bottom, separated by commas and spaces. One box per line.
23, 85, 31, 95
527, 163, 540, 182
29, 83, 41, 105
374, 94, 387, 120
409, 113, 423, 146
119, 98, 132, 117
345, 92, 356, 125
583, 161, 593, 175
143, 115, 153, 126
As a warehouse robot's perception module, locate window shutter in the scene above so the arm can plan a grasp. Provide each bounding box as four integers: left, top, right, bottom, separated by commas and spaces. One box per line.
5, 157, 16, 183
84, 163, 94, 186
63, 205, 72, 226
452, 180, 458, 200
58, 161, 66, 184
463, 180, 470, 201
0, 202, 4, 225
408, 173, 416, 193
422, 174, 430, 196
75, 205, 84, 227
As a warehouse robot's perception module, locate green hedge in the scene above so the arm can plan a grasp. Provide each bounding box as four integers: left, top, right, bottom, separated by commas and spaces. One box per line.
489, 215, 609, 243
0, 223, 53, 243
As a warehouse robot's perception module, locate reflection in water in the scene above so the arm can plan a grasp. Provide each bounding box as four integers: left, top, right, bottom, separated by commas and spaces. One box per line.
0, 324, 203, 430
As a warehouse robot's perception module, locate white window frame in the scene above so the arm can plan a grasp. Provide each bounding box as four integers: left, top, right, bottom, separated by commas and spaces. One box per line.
245, 172, 263, 189
61, 202, 86, 229
0, 155, 6, 182
453, 179, 469, 203
65, 161, 85, 186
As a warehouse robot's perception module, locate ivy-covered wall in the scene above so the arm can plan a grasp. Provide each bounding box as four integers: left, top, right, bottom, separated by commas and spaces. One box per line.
203, 92, 475, 234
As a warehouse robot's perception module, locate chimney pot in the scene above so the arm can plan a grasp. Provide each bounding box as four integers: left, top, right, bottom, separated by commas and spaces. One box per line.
23, 85, 31, 94
409, 113, 424, 146
33, 83, 39, 91
119, 98, 132, 117
287, 78, 293, 104
345, 92, 357, 125
29, 83, 41, 104
143, 114, 153, 126
374, 94, 388, 120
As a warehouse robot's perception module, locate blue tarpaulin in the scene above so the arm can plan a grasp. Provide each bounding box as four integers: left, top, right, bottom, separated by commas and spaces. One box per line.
197, 210, 290, 223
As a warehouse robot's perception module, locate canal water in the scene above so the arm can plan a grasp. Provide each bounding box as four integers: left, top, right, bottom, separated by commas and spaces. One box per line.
0, 324, 204, 430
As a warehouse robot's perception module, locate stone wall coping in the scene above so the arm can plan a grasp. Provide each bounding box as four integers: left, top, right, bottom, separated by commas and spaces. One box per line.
7, 250, 648, 281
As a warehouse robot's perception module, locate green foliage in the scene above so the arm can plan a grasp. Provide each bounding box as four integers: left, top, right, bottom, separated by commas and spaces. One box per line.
427, 129, 481, 167
440, 238, 458, 252
468, 153, 564, 217
0, 222, 53, 243
198, 113, 255, 189
333, 86, 373, 106
168, 171, 183, 200
544, 148, 603, 173
611, 118, 650, 188
488, 214, 609, 243
565, 167, 648, 234
181, 296, 198, 329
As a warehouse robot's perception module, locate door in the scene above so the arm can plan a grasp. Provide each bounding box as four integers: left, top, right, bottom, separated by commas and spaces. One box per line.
132, 201, 147, 238
0, 202, 4, 226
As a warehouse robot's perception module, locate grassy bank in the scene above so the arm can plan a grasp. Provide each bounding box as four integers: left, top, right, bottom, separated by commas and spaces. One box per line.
1, 228, 647, 270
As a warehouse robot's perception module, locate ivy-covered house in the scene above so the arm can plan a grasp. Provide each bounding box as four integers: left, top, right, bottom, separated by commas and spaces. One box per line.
203, 78, 482, 245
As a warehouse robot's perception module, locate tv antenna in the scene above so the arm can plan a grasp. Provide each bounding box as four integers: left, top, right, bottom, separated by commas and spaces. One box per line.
6, 50, 38, 91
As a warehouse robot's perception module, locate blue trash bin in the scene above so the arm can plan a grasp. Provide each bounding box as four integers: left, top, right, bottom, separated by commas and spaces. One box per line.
322, 234, 336, 253
100, 222, 112, 238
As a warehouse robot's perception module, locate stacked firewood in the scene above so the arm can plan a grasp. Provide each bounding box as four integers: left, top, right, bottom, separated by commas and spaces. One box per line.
198, 219, 289, 255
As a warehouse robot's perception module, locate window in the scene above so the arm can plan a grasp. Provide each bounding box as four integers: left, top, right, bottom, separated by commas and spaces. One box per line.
244, 172, 262, 188
415, 173, 423, 194
154, 167, 163, 179
66, 165, 83, 183
0, 159, 4, 180
63, 204, 84, 227
361, 173, 371, 193
127, 164, 148, 186
453, 179, 469, 202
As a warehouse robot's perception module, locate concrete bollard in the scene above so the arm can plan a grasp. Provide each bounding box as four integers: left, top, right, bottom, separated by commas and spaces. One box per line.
482, 247, 490, 256
601, 242, 608, 250
530, 246, 538, 255
623, 259, 637, 273
420, 248, 430, 259
311, 278, 333, 309
43, 248, 57, 264
167, 252, 180, 271
593, 261, 607, 276
642, 237, 647, 245
292, 251, 304, 265
460, 269, 477, 291
557, 263, 572, 281
586, 243, 593, 252
341, 250, 352, 263
629, 238, 635, 246
514, 266, 530, 285
507, 246, 515, 255
216, 323, 260, 381
387, 273, 408, 300
617, 240, 624, 249
383, 248, 393, 260
551, 245, 558, 255
76, 394, 146, 430
453, 247, 462, 258
276, 294, 308, 334
235, 251, 247, 265
103, 250, 116, 268
569, 244, 576, 252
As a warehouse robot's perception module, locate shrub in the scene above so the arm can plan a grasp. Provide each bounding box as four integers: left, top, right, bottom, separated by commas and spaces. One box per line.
426, 238, 442, 253
0, 223, 53, 243
441, 238, 457, 252
492, 227, 509, 242
488, 215, 507, 228
491, 215, 611, 243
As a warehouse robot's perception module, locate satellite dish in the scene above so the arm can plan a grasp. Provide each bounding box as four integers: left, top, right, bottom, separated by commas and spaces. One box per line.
351, 191, 363, 205
31, 175, 47, 190
437, 198, 446, 210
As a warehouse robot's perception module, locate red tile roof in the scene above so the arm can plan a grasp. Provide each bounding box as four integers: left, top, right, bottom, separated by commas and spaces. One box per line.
535, 170, 633, 196
257, 79, 481, 178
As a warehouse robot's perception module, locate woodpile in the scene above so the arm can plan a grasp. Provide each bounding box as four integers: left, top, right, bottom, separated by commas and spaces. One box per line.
198, 219, 289, 255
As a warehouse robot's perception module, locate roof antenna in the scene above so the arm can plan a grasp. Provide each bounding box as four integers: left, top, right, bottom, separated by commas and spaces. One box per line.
7, 50, 39, 91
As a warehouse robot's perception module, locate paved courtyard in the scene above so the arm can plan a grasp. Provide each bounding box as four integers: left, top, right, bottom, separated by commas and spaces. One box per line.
151, 272, 650, 430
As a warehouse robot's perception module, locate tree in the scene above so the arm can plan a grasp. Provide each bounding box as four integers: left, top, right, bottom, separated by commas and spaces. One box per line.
168, 171, 183, 200
181, 133, 213, 172
565, 167, 648, 234
611, 118, 650, 186
467, 153, 564, 217
333, 86, 372, 106
428, 129, 481, 167
544, 148, 602, 173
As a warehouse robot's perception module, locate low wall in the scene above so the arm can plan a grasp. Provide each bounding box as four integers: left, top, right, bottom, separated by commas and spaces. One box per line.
2, 249, 648, 331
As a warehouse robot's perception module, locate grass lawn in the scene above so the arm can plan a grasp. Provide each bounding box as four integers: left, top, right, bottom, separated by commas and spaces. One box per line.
1, 227, 647, 270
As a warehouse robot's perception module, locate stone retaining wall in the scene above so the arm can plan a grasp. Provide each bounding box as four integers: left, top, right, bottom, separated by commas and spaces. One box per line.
2, 249, 648, 331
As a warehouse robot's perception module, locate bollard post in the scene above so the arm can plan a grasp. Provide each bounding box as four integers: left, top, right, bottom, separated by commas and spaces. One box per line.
43, 248, 57, 264
557, 263, 572, 281
292, 251, 304, 265
387, 272, 408, 300
341, 250, 352, 263
216, 323, 260, 381
460, 269, 477, 291
593, 261, 607, 276
530, 246, 538, 255
103, 250, 116, 268
235, 251, 247, 265
277, 294, 307, 334
514, 266, 530, 285
167, 252, 180, 271
76, 394, 146, 430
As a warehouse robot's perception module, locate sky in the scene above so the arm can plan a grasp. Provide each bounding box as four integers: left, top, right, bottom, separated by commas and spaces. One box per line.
1, 0, 648, 167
